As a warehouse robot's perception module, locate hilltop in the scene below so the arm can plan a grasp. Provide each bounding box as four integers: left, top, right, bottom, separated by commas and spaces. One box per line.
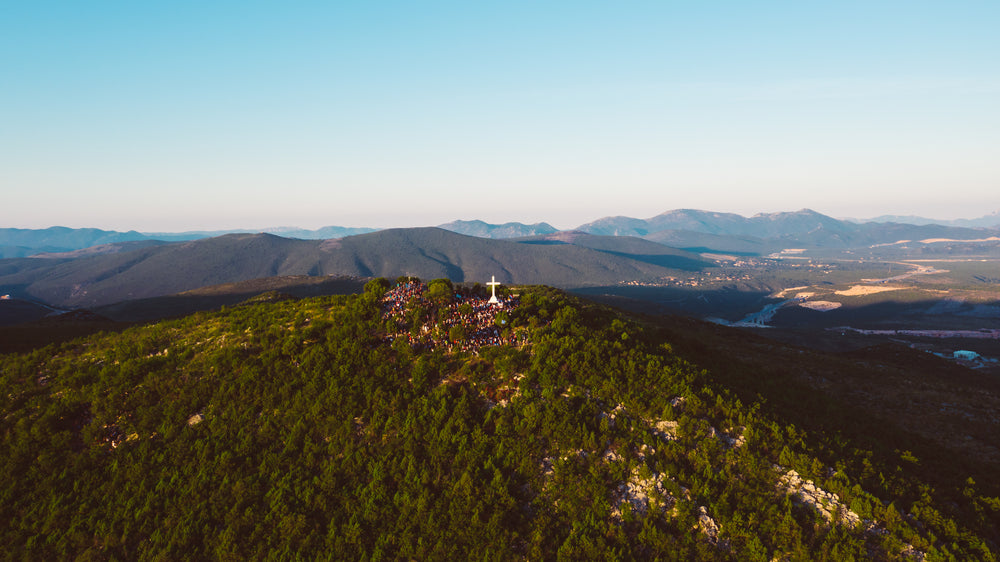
1, 282, 996, 560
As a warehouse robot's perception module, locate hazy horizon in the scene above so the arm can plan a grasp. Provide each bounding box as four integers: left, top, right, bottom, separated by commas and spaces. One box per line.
4, 206, 1000, 235
4, 3, 998, 232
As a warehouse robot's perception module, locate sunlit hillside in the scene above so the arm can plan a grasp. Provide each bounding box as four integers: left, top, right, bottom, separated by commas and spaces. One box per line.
1, 281, 997, 560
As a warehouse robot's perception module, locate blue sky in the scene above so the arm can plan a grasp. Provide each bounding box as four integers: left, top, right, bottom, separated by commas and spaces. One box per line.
2, 1, 998, 231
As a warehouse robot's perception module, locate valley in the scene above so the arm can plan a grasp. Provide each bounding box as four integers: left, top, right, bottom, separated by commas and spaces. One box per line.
584, 254, 1000, 375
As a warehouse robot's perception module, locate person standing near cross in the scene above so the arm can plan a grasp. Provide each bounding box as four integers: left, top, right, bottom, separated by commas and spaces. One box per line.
487, 275, 501, 304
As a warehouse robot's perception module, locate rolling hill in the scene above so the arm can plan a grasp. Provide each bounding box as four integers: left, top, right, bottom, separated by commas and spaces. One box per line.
577, 208, 1000, 252
1, 285, 996, 559
93, 275, 367, 323
6, 209, 999, 262
848, 210, 1000, 229
437, 219, 558, 238
514, 230, 709, 269
642, 230, 769, 255
0, 225, 377, 258
0, 297, 55, 326
0, 228, 711, 309
576, 209, 848, 238
0, 227, 150, 258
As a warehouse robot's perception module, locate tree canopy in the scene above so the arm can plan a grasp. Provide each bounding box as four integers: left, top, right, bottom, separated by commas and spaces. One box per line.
0, 285, 996, 560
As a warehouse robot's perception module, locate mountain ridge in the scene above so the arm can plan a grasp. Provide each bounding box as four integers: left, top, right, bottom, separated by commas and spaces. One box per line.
0, 228, 710, 309
845, 210, 1000, 228
0, 225, 377, 259
5, 210, 999, 259
577, 208, 1000, 251
436, 219, 558, 238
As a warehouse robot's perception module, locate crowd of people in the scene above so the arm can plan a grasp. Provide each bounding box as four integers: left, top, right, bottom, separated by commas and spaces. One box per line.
380, 280, 428, 317
379, 280, 522, 353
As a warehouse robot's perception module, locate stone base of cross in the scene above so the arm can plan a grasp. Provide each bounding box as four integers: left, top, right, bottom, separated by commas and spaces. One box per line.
487, 275, 501, 304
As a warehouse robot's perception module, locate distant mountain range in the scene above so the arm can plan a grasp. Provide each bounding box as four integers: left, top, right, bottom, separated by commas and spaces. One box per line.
0, 226, 377, 259
576, 208, 1000, 240
0, 227, 150, 259
1, 222, 560, 259
4, 209, 999, 311
436, 220, 558, 239
845, 211, 1000, 228
5, 209, 999, 259
0, 229, 709, 308
578, 209, 849, 238
574, 208, 1000, 253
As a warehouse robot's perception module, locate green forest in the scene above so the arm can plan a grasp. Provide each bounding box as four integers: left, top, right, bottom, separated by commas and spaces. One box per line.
1, 280, 997, 560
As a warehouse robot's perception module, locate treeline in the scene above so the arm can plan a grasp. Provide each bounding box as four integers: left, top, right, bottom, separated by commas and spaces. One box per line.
0, 282, 996, 560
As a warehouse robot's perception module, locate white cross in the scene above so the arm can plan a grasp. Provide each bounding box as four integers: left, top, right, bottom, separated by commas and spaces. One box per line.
487, 275, 501, 303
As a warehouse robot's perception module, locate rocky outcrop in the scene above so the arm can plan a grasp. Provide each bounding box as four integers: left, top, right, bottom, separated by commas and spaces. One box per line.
777, 468, 861, 527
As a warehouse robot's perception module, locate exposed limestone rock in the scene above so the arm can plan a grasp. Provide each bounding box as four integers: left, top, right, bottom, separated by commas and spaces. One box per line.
697, 505, 722, 544
601, 448, 624, 464
187, 413, 204, 426
540, 456, 555, 480
601, 438, 688, 523
540, 450, 587, 485
652, 420, 679, 441
609, 404, 626, 419
487, 373, 524, 409
610, 461, 676, 521
721, 426, 746, 448
777, 468, 861, 528
900, 544, 926, 561
598, 403, 627, 429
